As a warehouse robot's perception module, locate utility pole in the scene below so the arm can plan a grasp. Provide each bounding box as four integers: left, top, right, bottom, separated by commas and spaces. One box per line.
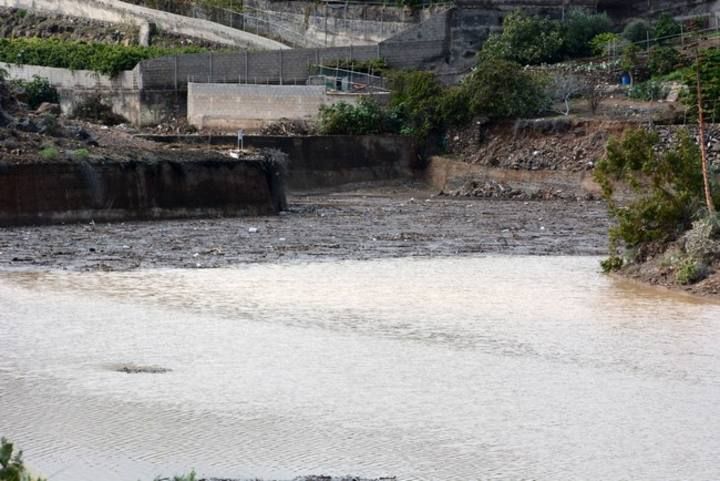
695, 49, 716, 215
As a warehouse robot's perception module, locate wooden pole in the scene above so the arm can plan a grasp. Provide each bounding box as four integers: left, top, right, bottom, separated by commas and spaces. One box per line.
695, 50, 716, 215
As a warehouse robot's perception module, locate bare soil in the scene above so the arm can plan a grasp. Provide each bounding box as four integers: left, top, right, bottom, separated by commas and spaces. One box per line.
0, 183, 610, 272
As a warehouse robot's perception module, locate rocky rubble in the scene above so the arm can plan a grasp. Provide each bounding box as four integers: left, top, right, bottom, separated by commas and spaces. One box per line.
440, 179, 595, 201
447, 118, 622, 173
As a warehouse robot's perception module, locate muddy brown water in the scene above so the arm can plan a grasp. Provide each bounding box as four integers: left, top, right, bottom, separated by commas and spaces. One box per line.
1, 256, 720, 481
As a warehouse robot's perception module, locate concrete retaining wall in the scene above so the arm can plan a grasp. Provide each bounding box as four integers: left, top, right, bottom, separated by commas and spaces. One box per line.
0, 0, 286, 49
137, 134, 419, 190
187, 83, 387, 130
0, 158, 278, 226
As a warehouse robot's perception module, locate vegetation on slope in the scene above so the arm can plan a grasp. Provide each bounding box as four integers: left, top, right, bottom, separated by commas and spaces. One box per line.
0, 37, 204, 76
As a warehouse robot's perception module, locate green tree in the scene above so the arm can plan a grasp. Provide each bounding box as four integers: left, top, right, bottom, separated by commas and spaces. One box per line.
388, 70, 444, 137
479, 10, 564, 65
684, 48, 720, 122
654, 13, 681, 42
623, 19, 651, 43
463, 58, 548, 119
562, 9, 612, 58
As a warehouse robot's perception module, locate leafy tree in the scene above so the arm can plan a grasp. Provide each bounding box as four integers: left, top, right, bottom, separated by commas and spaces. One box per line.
479, 10, 564, 65
623, 19, 651, 43
654, 13, 681, 42
562, 9, 612, 58
462, 58, 547, 119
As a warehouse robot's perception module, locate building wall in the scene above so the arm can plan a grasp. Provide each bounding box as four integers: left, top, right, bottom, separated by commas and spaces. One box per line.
187, 83, 388, 130
0, 0, 287, 49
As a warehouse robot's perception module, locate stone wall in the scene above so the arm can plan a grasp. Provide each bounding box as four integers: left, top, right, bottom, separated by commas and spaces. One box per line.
187, 83, 388, 130
0, 158, 279, 226
0, 0, 286, 49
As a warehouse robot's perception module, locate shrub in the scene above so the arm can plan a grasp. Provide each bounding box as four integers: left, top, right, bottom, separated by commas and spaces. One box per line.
11, 75, 58, 109
628, 80, 669, 101
317, 97, 396, 135
462, 58, 548, 119
71, 148, 90, 160
623, 19, 651, 43
594, 128, 718, 260
0, 438, 46, 481
675, 257, 707, 284
648, 46, 681, 77
70, 94, 126, 125
39, 146, 59, 160
562, 9, 613, 58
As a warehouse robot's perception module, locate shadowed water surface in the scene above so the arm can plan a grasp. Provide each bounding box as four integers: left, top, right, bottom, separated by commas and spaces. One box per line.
1, 256, 719, 481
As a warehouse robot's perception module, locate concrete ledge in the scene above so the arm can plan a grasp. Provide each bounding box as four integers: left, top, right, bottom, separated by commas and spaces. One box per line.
0, 158, 280, 226
135, 134, 419, 190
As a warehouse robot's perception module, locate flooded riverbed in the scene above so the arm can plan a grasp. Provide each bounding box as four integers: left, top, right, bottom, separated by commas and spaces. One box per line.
1, 256, 719, 481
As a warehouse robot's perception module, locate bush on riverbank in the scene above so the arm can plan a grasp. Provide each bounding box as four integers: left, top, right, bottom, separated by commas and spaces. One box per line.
594, 128, 720, 282
0, 438, 45, 481
0, 37, 204, 76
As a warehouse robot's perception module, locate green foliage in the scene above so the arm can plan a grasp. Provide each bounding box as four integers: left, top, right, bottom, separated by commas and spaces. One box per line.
562, 9, 613, 58
684, 48, 720, 122
590, 32, 622, 56
675, 256, 706, 284
462, 58, 548, 119
620, 43, 640, 73
648, 46, 681, 77
628, 80, 669, 101
334, 58, 388, 75
388, 70, 444, 137
654, 13, 681, 42
438, 85, 472, 127
317, 97, 398, 136
623, 19, 651, 43
39, 146, 59, 160
600, 255, 624, 272
154, 470, 197, 481
71, 148, 90, 160
594, 129, 716, 259
0, 438, 46, 481
479, 10, 564, 65
0, 37, 203, 76
11, 76, 58, 109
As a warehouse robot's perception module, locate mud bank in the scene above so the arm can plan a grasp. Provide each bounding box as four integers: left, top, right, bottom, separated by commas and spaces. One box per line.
0, 155, 284, 226
0, 185, 609, 271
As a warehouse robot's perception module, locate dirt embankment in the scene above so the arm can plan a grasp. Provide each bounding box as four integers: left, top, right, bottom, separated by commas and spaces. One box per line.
0, 7, 227, 49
